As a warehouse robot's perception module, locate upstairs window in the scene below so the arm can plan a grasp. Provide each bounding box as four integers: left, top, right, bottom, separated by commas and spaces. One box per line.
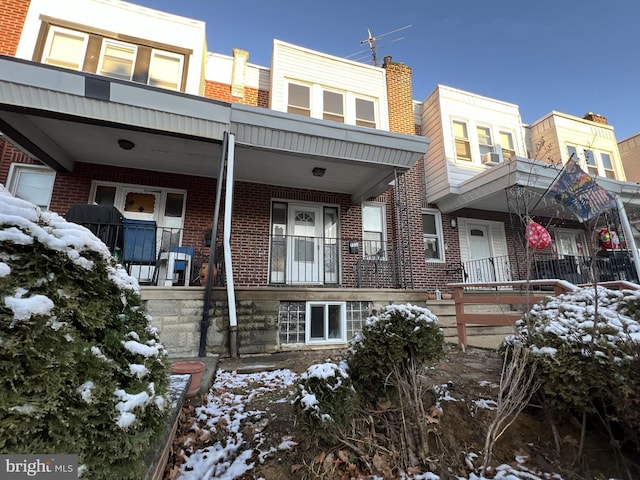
355, 97, 376, 128
567, 144, 578, 161
98, 40, 136, 81
477, 126, 493, 156
41, 27, 88, 70
453, 121, 471, 162
583, 148, 597, 176
499, 131, 516, 160
148, 50, 183, 91
287, 83, 311, 116
600, 152, 615, 179
323, 90, 344, 123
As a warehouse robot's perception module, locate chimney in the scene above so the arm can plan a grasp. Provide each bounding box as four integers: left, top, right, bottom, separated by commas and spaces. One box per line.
383, 55, 414, 135
583, 112, 608, 125
0, 0, 31, 56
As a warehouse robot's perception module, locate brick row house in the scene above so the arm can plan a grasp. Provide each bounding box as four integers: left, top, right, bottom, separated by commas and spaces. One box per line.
2, 0, 640, 356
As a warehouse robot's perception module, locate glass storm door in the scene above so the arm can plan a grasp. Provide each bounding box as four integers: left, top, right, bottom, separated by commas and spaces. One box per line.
467, 224, 496, 283
288, 205, 322, 283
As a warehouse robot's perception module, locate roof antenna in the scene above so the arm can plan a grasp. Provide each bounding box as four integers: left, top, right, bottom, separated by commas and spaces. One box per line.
357, 25, 412, 67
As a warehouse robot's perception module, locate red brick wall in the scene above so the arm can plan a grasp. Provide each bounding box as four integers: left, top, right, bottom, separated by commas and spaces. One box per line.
0, 0, 30, 56
204, 80, 269, 107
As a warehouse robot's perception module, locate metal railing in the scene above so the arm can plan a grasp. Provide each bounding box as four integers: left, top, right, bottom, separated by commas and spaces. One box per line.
461, 252, 639, 287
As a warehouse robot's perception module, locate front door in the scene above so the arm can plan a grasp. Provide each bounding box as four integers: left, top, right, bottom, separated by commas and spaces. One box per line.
467, 223, 496, 282
288, 205, 322, 283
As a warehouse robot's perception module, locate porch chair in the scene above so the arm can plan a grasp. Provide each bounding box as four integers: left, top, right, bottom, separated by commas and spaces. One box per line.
121, 218, 157, 285
169, 246, 195, 286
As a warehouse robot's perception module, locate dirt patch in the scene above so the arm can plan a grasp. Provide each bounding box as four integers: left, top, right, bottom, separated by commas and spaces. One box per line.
164, 346, 637, 479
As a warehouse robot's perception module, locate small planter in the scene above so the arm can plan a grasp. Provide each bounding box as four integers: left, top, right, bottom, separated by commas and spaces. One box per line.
442, 293, 453, 300
171, 361, 206, 398
427, 293, 436, 300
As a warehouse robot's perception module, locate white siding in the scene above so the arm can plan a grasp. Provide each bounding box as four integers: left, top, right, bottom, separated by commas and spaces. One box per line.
529, 111, 625, 180
421, 85, 526, 200
205, 53, 269, 91
271, 40, 389, 130
17, 0, 207, 95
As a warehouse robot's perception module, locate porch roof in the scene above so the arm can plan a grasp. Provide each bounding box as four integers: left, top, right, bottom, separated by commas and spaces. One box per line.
0, 55, 429, 203
433, 157, 640, 220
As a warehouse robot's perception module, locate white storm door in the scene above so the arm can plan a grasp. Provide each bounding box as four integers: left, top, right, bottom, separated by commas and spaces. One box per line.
467, 224, 496, 283
288, 205, 322, 283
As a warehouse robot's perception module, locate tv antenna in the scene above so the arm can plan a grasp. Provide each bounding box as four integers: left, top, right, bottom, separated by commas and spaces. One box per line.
350, 25, 412, 67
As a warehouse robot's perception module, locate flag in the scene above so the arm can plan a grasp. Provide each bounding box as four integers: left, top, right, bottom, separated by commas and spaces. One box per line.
548, 158, 617, 221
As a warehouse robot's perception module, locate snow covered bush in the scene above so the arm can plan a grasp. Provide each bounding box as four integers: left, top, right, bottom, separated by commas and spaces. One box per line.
346, 303, 444, 403
0, 186, 169, 479
506, 286, 640, 455
293, 361, 358, 443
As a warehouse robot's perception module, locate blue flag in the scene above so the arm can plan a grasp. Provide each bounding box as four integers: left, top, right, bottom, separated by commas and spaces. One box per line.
548, 158, 617, 221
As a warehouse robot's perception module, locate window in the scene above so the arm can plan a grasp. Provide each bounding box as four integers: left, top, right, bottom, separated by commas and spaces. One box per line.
477, 126, 493, 155
499, 131, 515, 161
323, 90, 344, 123
41, 27, 88, 70
287, 83, 310, 116
148, 50, 183, 91
453, 121, 471, 161
307, 302, 346, 343
362, 203, 386, 257
7, 165, 56, 209
567, 144, 578, 162
600, 152, 615, 179
98, 40, 136, 81
423, 210, 443, 261
583, 148, 597, 176
355, 98, 376, 128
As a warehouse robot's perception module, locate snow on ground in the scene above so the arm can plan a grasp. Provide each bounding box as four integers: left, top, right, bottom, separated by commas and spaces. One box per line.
177, 368, 566, 480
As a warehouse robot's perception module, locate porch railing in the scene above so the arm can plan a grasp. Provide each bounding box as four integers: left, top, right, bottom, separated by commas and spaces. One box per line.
461, 252, 640, 287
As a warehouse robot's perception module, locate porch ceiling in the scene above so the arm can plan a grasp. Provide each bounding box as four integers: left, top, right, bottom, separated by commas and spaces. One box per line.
0, 56, 429, 204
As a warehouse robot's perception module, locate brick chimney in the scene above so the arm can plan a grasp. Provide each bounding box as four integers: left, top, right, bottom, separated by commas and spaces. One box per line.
382, 55, 414, 136
583, 112, 608, 125
0, 0, 30, 56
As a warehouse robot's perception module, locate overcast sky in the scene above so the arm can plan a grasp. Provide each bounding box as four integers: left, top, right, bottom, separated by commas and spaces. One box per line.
135, 0, 640, 140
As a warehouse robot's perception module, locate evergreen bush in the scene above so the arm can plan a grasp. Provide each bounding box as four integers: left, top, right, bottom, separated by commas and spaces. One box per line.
0, 187, 169, 479
293, 361, 358, 443
346, 303, 445, 403
506, 286, 640, 454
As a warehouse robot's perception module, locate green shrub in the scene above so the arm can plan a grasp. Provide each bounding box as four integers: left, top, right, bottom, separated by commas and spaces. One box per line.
346, 303, 444, 403
506, 286, 640, 453
0, 188, 169, 479
293, 361, 358, 443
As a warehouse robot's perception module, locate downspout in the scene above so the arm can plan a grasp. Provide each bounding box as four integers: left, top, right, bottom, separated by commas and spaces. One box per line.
615, 196, 640, 282
223, 133, 238, 357
199, 132, 228, 357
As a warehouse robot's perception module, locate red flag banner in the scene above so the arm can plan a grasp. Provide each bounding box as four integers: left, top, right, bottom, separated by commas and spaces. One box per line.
548, 158, 617, 221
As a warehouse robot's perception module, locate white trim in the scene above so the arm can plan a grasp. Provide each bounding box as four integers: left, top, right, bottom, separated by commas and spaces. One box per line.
97, 39, 138, 81
362, 201, 387, 258
41, 26, 89, 70
147, 49, 184, 91
422, 208, 445, 263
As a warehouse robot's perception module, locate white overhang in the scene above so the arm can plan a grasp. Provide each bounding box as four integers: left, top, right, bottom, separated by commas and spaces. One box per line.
0, 56, 429, 203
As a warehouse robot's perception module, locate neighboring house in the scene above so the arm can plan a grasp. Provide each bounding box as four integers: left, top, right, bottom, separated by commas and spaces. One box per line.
618, 132, 640, 247
416, 85, 640, 288
0, 0, 431, 356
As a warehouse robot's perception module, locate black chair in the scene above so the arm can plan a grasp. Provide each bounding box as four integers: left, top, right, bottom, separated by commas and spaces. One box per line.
64, 204, 124, 255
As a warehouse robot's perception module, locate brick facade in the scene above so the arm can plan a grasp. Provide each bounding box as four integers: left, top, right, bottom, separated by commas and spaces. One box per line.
204, 80, 269, 107
0, 0, 29, 56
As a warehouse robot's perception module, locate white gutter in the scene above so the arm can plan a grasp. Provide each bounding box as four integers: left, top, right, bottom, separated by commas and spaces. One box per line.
616, 196, 640, 283
224, 133, 238, 351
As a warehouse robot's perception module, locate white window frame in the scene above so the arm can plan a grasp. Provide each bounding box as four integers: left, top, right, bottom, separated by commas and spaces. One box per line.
362, 202, 387, 258
600, 152, 616, 179
322, 89, 345, 123
147, 49, 184, 91
41, 26, 89, 70
498, 130, 516, 161
305, 301, 347, 344
476, 125, 493, 156
422, 209, 444, 262
452, 120, 472, 162
98, 39, 137, 81
6, 164, 56, 210
355, 96, 377, 128
286, 82, 311, 116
